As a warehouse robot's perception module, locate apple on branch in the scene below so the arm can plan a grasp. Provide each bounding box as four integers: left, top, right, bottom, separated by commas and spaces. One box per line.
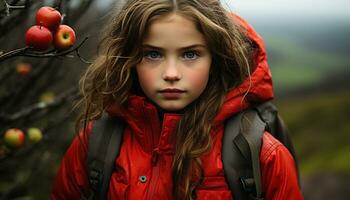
27, 128, 43, 144
3, 128, 25, 149
36, 6, 62, 31
25, 25, 53, 51
39, 92, 55, 104
16, 62, 32, 75
53, 25, 76, 50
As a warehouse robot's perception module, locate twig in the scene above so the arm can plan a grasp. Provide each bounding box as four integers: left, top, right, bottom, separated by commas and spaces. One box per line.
76, 47, 92, 64
0, 46, 30, 60
0, 87, 79, 123
0, 36, 90, 63
2, 0, 25, 16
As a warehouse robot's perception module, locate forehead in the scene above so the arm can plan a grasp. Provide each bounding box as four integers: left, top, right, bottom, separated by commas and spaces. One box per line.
142, 13, 207, 47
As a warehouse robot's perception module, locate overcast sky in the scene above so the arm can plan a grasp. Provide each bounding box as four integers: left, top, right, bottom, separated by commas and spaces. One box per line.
221, 0, 350, 21
96, 0, 350, 22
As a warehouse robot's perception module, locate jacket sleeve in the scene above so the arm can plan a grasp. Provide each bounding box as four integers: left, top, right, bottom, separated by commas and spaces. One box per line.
260, 132, 304, 200
51, 125, 92, 200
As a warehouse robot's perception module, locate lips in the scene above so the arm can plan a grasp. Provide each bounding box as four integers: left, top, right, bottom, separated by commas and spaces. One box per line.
159, 88, 185, 99
159, 88, 185, 93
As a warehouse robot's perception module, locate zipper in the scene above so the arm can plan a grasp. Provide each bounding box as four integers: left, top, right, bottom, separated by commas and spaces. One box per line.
143, 102, 161, 151
147, 150, 161, 200
142, 103, 152, 152
143, 103, 162, 200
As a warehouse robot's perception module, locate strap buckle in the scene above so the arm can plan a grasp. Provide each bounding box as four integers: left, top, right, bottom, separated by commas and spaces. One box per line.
240, 177, 255, 193
241, 177, 265, 200
89, 168, 103, 192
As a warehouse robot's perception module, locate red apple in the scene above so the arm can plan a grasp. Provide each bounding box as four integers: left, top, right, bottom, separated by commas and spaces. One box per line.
53, 25, 76, 50
3, 128, 25, 148
25, 25, 53, 51
36, 6, 62, 31
16, 63, 32, 75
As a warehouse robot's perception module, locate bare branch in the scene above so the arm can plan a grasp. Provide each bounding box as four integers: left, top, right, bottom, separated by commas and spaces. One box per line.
0, 46, 30, 61
2, 0, 25, 16
0, 36, 90, 63
0, 87, 79, 123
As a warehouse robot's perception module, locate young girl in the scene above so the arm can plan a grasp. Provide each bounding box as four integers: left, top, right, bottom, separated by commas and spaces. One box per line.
51, 0, 303, 199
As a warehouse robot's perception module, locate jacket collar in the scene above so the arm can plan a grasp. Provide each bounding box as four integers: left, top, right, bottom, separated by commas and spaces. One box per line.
106, 95, 181, 153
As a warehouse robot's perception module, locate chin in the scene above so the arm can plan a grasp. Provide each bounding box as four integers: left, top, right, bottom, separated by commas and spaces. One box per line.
158, 102, 187, 112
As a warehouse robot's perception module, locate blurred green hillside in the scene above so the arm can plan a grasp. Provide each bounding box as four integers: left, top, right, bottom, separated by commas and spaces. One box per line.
277, 88, 350, 175
267, 35, 350, 92
255, 21, 350, 94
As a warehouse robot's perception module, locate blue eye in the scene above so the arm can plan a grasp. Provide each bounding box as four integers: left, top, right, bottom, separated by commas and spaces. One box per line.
144, 50, 161, 60
183, 51, 199, 60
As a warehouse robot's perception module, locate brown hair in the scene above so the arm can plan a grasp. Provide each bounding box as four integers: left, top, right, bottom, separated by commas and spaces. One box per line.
76, 0, 254, 199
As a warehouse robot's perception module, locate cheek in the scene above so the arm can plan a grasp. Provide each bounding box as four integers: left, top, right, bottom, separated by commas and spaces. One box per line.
188, 68, 210, 93
188, 60, 211, 93
190, 73, 208, 89
136, 66, 157, 91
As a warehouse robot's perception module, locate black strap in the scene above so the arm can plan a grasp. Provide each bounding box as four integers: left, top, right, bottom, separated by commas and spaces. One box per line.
254, 101, 300, 185
222, 112, 245, 199
240, 110, 265, 198
87, 113, 125, 200
222, 110, 266, 200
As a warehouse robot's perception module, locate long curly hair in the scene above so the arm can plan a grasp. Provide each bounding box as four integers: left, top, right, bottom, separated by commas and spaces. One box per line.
75, 0, 254, 199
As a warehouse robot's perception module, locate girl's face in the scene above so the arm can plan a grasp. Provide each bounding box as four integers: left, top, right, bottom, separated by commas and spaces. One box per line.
136, 13, 212, 111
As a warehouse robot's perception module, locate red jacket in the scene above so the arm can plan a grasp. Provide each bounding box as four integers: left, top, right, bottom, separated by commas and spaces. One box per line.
51, 14, 303, 200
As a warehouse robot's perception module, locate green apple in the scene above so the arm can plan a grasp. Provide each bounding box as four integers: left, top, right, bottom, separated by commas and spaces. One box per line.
3, 128, 25, 148
39, 92, 55, 104
27, 128, 43, 144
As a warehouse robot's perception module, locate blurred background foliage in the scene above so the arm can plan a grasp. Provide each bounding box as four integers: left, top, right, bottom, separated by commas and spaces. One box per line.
0, 0, 349, 199
227, 0, 350, 199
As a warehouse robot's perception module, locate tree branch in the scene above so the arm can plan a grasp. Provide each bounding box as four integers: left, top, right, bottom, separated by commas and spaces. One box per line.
1, 0, 25, 16
0, 36, 91, 63
0, 87, 79, 123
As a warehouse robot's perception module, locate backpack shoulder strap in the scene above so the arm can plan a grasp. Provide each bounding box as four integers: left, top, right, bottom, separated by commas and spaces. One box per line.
254, 101, 300, 185
86, 113, 125, 200
222, 109, 266, 200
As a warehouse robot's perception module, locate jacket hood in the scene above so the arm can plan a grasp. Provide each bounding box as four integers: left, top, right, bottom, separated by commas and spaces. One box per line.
214, 13, 274, 124
106, 13, 274, 125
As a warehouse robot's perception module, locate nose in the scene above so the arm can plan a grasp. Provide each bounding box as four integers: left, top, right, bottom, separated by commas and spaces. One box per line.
162, 58, 182, 81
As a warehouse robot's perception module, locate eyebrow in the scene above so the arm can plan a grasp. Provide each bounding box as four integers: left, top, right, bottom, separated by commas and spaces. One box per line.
142, 44, 207, 50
